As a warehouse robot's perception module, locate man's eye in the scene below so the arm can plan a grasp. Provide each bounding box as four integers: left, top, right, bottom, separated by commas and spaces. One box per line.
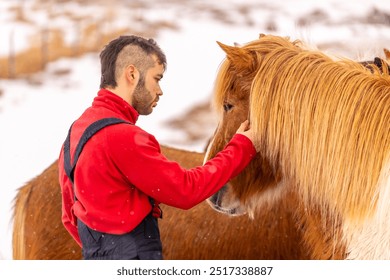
223, 103, 233, 112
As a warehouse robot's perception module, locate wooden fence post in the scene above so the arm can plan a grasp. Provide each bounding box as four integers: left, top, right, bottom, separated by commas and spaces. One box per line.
9, 30, 15, 78
41, 28, 49, 70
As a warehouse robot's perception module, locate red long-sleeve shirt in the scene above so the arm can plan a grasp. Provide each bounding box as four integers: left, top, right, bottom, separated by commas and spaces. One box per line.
58, 89, 256, 246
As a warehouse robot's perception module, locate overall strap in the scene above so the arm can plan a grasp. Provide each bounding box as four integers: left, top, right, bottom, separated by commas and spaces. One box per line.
62, 117, 162, 218
63, 118, 132, 183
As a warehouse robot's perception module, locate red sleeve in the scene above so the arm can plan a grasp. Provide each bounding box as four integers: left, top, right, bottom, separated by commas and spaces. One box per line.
109, 126, 256, 210
58, 149, 82, 247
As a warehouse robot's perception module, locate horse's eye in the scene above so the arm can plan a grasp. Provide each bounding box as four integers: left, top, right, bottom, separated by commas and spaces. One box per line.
223, 103, 233, 112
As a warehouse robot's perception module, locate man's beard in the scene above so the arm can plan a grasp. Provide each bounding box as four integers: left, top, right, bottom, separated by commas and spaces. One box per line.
132, 75, 154, 115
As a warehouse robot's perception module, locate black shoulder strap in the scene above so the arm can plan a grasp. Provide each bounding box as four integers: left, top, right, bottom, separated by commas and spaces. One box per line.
63, 118, 132, 183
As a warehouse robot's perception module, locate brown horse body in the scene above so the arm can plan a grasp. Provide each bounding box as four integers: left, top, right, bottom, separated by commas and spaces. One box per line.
206, 34, 390, 259
13, 145, 309, 260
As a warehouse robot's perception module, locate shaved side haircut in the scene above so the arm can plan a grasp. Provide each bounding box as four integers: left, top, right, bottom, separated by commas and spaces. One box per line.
99, 35, 167, 89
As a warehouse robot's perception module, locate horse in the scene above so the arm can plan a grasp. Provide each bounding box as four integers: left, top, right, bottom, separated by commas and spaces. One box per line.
12, 144, 309, 260
205, 34, 390, 260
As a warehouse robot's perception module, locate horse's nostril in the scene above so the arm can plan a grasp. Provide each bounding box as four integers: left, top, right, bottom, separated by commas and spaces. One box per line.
209, 193, 220, 207
209, 185, 228, 207
208, 193, 217, 205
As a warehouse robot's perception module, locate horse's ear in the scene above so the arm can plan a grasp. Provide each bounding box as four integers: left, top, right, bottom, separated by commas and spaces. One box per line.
217, 41, 253, 70
217, 41, 239, 58
384, 48, 390, 60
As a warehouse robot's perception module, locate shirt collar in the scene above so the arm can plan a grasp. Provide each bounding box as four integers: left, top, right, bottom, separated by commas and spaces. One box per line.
94, 89, 139, 123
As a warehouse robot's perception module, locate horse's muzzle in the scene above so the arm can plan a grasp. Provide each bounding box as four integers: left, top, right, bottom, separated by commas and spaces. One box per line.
207, 185, 240, 215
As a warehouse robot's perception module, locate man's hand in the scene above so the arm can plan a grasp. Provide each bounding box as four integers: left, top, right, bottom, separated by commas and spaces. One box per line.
236, 120, 260, 152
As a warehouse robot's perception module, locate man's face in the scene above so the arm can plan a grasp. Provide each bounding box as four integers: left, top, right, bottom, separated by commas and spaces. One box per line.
132, 57, 164, 115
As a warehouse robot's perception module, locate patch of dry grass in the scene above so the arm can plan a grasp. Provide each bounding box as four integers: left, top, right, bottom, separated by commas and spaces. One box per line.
0, 0, 177, 79
0, 24, 133, 78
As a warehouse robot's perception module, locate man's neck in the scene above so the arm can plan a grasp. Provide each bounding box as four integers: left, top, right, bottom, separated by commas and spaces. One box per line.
105, 86, 132, 105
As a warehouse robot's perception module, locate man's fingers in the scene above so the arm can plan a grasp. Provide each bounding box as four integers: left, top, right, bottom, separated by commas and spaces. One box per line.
237, 120, 250, 133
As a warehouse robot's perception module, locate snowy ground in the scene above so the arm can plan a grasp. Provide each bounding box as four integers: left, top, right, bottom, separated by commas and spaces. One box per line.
0, 0, 389, 260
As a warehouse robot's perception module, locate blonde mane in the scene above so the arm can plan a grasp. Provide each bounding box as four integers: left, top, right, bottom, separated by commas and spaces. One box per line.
244, 36, 390, 229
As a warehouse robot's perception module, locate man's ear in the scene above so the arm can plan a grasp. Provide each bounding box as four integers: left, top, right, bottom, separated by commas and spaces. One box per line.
125, 65, 138, 83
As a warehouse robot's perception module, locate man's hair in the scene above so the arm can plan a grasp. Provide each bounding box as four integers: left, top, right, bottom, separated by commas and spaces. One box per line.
99, 35, 167, 89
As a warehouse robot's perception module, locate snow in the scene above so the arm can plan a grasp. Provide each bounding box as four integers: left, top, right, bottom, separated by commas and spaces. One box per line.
0, 0, 389, 260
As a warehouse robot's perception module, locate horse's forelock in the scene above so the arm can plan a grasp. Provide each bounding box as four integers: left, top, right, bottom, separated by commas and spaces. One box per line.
213, 59, 231, 115
214, 36, 303, 114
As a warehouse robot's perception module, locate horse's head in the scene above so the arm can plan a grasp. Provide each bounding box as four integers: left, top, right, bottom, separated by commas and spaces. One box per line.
205, 34, 284, 217
207, 34, 389, 222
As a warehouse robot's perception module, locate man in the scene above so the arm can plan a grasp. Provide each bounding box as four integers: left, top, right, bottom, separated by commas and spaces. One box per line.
58, 35, 259, 260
